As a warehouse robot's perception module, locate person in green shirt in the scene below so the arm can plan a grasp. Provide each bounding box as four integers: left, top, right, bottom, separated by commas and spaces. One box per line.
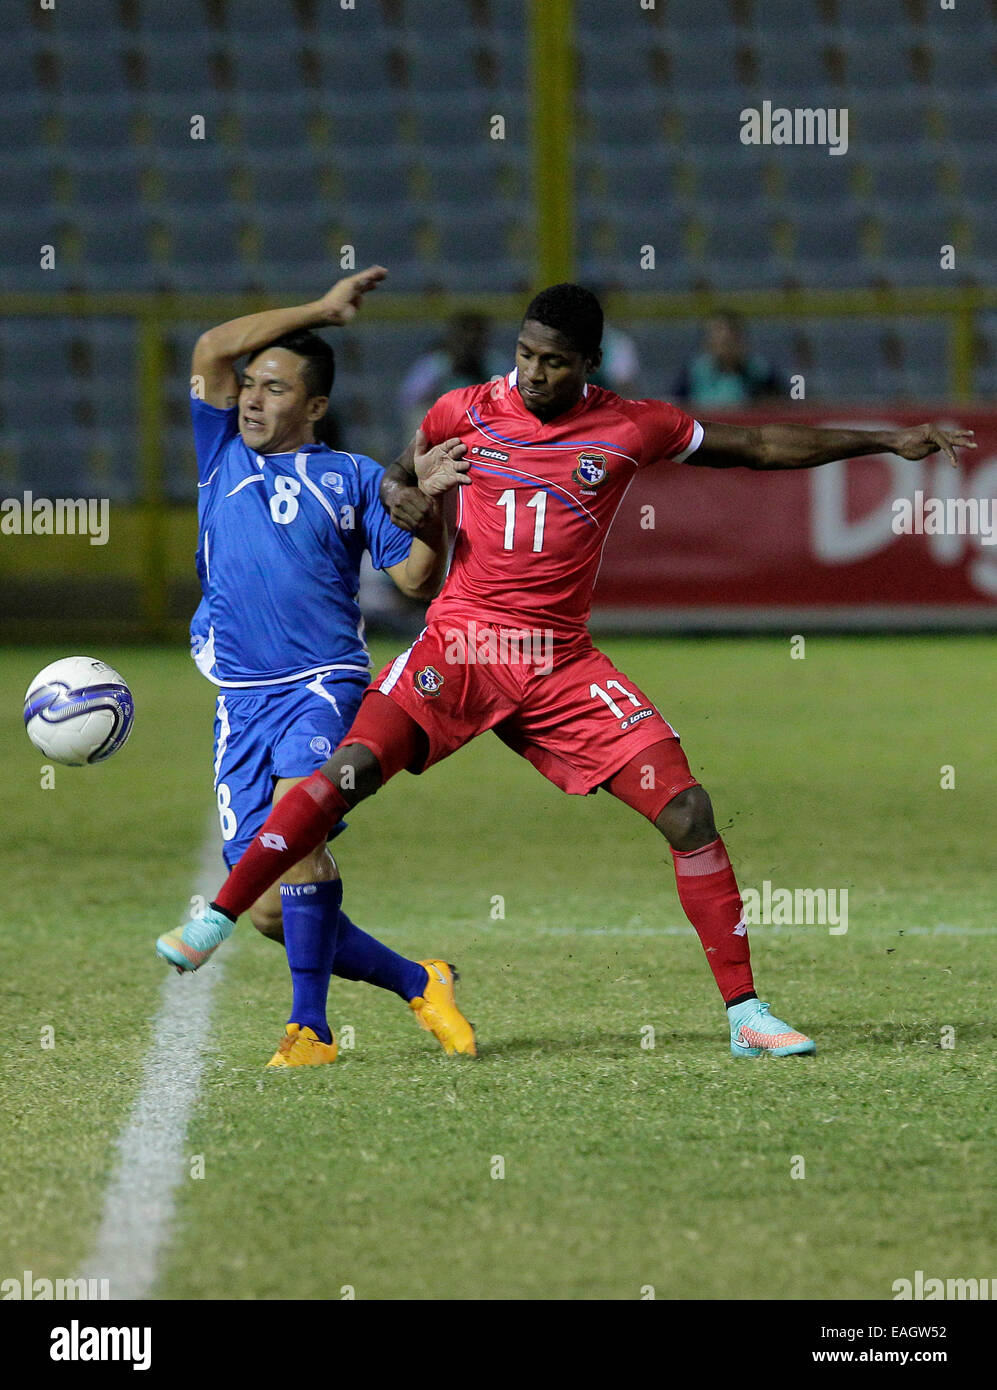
673, 310, 782, 406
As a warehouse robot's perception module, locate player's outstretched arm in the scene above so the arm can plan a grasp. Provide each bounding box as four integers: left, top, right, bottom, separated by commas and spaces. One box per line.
190, 266, 388, 408
689, 420, 976, 471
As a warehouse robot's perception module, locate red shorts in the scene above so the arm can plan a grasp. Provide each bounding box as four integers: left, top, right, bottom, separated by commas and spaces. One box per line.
367, 619, 698, 799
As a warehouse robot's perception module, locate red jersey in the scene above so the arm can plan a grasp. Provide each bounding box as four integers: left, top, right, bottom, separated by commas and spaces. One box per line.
419, 371, 702, 641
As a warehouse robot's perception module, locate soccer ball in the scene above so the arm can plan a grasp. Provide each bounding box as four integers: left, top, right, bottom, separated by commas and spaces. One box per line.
23, 657, 135, 766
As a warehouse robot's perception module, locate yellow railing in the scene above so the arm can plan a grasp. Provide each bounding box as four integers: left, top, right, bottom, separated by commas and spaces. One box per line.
2, 284, 991, 638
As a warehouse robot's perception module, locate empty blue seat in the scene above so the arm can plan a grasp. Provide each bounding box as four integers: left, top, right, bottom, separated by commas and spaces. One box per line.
878, 209, 956, 268
834, 37, 916, 89
661, 34, 750, 96
4, 39, 45, 93
226, 93, 316, 150
226, 33, 309, 89
748, 0, 825, 35
848, 92, 931, 147
833, 1, 910, 34
863, 147, 946, 203
805, 320, 895, 398
47, 95, 139, 152
750, 34, 832, 91
0, 213, 72, 291
404, 32, 525, 93
580, 147, 678, 208
575, 34, 664, 94
932, 92, 995, 148
580, 90, 667, 147
326, 94, 411, 149
59, 152, 147, 209
73, 209, 156, 264
332, 151, 417, 209
928, 35, 997, 88
154, 148, 238, 211
0, 157, 59, 211
685, 155, 772, 216
48, 37, 130, 96
140, 38, 223, 96
0, 98, 44, 153
224, 0, 309, 32
1, 429, 97, 495
52, 0, 122, 32
135, 0, 212, 32
892, 320, 950, 396
141, 95, 229, 151
409, 92, 525, 148
577, 0, 729, 35
775, 149, 858, 214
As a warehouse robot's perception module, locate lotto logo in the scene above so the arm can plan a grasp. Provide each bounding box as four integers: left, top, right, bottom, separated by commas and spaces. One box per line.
260, 832, 288, 851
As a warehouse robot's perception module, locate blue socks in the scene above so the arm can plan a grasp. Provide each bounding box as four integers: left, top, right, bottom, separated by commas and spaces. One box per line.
280, 880, 343, 1044
279, 882, 429, 1043
331, 911, 429, 1002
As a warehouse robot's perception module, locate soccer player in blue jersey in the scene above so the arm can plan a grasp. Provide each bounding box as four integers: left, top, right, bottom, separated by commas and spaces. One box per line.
156, 267, 476, 1065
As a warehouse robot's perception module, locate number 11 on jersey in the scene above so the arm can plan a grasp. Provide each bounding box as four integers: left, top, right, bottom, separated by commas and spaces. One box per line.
497, 488, 547, 553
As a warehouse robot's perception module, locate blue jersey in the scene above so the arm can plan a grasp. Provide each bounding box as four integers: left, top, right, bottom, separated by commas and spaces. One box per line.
189, 395, 412, 688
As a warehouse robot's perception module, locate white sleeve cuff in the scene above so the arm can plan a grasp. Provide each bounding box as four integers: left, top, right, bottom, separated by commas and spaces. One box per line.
673, 419, 704, 463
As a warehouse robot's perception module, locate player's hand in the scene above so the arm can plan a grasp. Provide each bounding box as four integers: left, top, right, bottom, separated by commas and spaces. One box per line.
414, 429, 471, 498
384, 481, 435, 534
890, 423, 976, 468
313, 266, 388, 326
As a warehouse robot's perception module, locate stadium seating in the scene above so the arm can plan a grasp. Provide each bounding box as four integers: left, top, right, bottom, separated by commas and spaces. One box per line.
2, 0, 992, 501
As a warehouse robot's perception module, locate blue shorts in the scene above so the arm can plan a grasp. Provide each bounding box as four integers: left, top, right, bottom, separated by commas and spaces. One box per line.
212, 671, 368, 868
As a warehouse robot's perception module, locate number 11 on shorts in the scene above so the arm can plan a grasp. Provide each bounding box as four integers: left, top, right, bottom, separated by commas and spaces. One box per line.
590, 680, 642, 719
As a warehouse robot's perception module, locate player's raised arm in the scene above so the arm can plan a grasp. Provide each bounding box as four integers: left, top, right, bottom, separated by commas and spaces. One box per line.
687, 420, 976, 471
190, 266, 388, 408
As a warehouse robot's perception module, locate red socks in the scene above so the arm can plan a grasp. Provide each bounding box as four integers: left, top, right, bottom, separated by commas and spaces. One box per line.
671, 837, 754, 1003
214, 772, 348, 919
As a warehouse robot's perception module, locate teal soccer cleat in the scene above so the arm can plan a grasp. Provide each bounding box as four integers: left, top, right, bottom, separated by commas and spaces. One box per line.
156, 907, 234, 973
728, 998, 816, 1058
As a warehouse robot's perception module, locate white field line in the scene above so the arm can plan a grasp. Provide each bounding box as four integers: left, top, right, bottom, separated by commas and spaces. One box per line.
79, 822, 226, 1300
534, 924, 996, 937
370, 923, 995, 938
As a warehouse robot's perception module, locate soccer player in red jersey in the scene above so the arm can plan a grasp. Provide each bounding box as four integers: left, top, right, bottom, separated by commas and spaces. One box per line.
164, 284, 975, 1059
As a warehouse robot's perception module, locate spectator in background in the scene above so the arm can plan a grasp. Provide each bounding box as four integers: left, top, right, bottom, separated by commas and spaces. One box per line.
584, 285, 641, 396
587, 320, 640, 396
673, 310, 782, 406
399, 312, 506, 432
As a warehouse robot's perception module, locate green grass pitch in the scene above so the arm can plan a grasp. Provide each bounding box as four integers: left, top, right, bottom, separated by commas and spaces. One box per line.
1, 636, 993, 1299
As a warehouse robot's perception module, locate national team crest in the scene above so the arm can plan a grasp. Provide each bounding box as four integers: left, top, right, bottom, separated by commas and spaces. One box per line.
572, 452, 609, 488
414, 665, 445, 698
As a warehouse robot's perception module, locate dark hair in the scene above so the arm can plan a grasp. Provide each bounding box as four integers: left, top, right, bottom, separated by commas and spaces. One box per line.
711, 309, 745, 334
522, 283, 603, 359
246, 329, 335, 398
